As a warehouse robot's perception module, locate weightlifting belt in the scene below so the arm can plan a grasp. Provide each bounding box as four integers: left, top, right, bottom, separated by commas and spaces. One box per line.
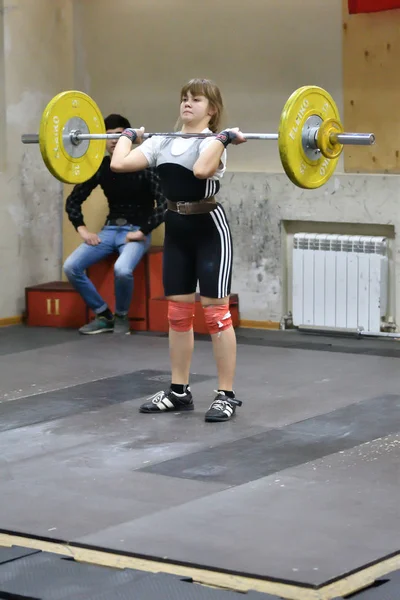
167, 197, 216, 215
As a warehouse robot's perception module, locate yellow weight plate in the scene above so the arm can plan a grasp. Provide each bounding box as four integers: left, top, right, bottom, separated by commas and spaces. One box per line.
278, 86, 342, 189
317, 118, 344, 159
39, 91, 106, 184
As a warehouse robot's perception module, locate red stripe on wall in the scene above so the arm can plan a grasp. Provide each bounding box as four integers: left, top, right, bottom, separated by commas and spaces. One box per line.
349, 0, 400, 13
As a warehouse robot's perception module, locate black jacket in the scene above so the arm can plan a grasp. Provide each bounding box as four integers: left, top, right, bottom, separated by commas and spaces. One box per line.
65, 156, 167, 235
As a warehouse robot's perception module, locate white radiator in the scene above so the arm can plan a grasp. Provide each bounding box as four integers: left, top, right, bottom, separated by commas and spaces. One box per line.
292, 233, 388, 332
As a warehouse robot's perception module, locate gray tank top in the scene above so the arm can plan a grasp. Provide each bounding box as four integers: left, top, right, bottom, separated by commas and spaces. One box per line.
154, 137, 219, 201
155, 137, 203, 170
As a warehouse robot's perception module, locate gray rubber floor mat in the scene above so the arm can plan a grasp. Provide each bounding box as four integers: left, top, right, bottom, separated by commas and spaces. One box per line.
140, 394, 400, 485
0, 369, 213, 432
0, 551, 148, 600
0, 545, 40, 565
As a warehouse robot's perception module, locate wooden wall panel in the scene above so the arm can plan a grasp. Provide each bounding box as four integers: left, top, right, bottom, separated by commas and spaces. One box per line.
343, 0, 400, 173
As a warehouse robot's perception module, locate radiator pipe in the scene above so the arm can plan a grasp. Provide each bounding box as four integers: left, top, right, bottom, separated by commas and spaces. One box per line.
297, 325, 400, 339
358, 330, 400, 339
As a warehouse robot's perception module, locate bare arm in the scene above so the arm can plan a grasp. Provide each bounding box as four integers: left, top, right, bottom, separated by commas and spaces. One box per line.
110, 129, 149, 173
193, 128, 247, 179
193, 139, 226, 179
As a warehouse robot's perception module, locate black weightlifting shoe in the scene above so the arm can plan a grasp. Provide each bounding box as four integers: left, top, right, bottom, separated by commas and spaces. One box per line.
204, 391, 242, 422
139, 387, 194, 413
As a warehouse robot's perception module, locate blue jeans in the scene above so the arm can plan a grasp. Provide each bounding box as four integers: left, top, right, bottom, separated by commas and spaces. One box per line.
63, 225, 151, 315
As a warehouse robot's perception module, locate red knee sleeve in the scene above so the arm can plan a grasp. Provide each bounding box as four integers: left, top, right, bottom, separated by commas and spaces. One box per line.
168, 301, 195, 332
203, 304, 232, 335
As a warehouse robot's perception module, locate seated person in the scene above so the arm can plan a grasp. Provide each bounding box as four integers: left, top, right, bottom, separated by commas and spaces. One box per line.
63, 113, 167, 335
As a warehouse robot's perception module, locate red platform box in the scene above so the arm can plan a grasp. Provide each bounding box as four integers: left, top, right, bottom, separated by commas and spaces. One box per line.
147, 246, 164, 299
25, 281, 88, 328
148, 293, 239, 334
86, 253, 148, 331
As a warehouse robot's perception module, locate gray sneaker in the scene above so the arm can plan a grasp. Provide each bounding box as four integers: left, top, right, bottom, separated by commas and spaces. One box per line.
78, 316, 114, 335
114, 314, 130, 335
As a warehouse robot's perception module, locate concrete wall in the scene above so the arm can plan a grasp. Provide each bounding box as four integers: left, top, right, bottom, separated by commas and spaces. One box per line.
64, 0, 346, 262
221, 173, 397, 323
3, 0, 400, 329
67, 0, 344, 174
63, 0, 353, 326
0, 0, 74, 321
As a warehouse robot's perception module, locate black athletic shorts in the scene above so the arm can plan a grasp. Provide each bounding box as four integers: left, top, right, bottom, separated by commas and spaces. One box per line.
163, 203, 233, 299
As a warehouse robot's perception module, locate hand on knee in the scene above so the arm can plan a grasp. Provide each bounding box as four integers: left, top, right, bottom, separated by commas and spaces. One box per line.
168, 300, 195, 332
203, 304, 232, 335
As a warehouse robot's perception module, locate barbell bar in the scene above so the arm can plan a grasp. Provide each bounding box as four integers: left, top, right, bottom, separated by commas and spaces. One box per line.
21, 132, 280, 142
21, 131, 375, 144
21, 86, 376, 189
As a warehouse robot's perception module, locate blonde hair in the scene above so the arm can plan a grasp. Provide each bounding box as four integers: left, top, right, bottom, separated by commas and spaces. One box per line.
177, 78, 225, 133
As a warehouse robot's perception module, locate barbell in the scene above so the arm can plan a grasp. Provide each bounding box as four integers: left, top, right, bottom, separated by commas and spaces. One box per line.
21, 86, 375, 190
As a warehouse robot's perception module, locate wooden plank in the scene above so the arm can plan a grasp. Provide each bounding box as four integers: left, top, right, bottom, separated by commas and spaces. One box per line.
1, 532, 400, 600
0, 317, 22, 328
343, 0, 400, 173
239, 320, 280, 330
